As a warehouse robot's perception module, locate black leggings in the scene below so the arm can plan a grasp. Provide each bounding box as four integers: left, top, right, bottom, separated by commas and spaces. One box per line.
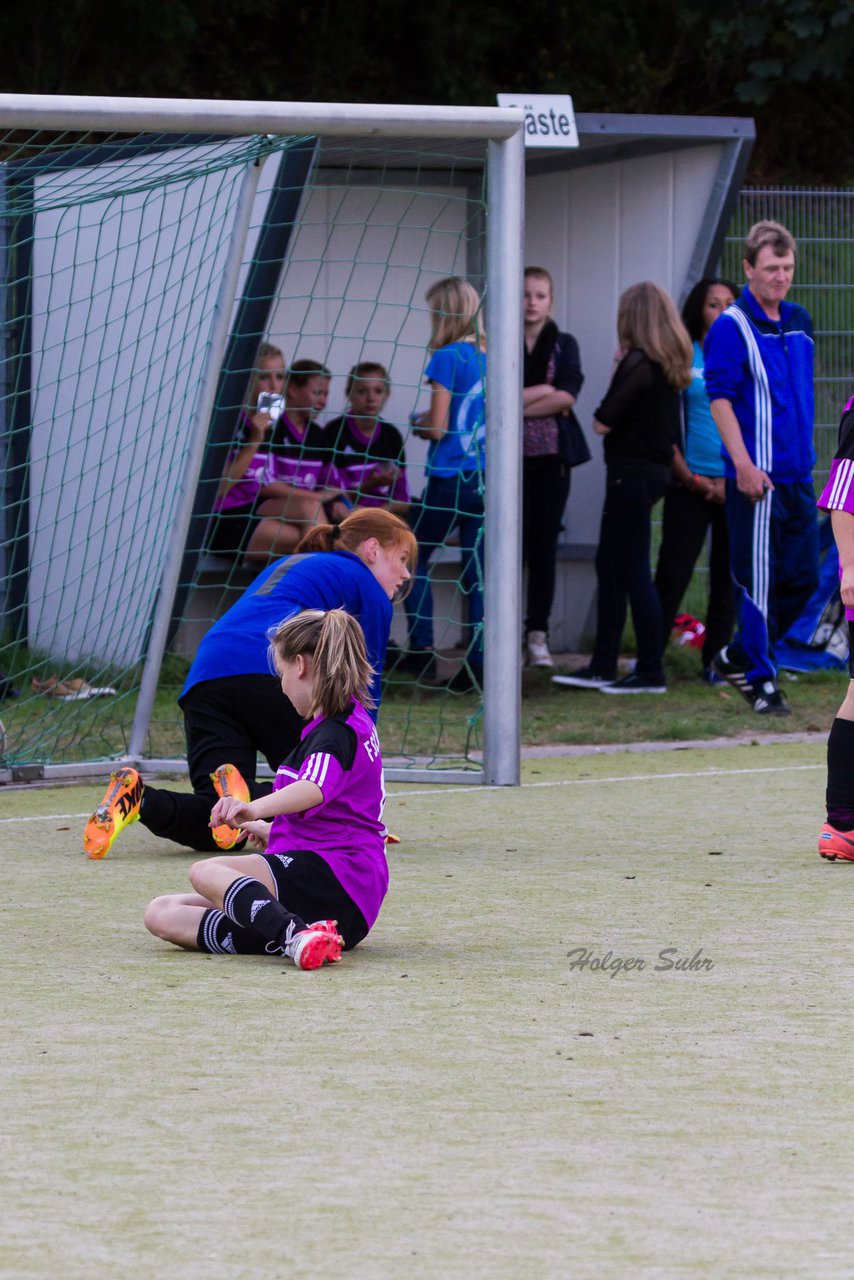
140, 674, 305, 851
522, 457, 571, 635
655, 484, 735, 667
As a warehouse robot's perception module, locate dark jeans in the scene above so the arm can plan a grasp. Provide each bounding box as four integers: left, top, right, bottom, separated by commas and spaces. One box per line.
404, 472, 485, 664
140, 674, 305, 851
654, 484, 735, 668
591, 472, 667, 681
522, 456, 571, 635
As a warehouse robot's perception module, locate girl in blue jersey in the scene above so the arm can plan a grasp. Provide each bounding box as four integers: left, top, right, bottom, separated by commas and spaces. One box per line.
403, 276, 487, 691
655, 277, 739, 679
83, 509, 415, 858
144, 609, 387, 970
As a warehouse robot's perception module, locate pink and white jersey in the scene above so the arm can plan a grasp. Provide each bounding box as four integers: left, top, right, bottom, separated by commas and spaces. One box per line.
265, 415, 340, 492
818, 398, 854, 515
215, 413, 340, 512
266, 701, 388, 928
216, 411, 273, 512
817, 396, 854, 620
327, 414, 409, 507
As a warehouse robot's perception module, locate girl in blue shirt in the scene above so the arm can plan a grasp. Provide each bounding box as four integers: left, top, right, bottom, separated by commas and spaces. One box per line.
655, 277, 739, 679
83, 509, 415, 858
402, 276, 487, 692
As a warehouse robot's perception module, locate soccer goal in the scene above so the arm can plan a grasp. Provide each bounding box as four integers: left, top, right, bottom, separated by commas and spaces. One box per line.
0, 95, 524, 786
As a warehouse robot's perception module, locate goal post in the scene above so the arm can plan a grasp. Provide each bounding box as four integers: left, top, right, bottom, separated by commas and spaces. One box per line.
0, 95, 525, 787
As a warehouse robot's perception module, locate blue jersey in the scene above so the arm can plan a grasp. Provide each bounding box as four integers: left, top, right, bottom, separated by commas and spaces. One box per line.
181, 550, 392, 716
424, 340, 486, 476
703, 287, 815, 484
684, 341, 725, 478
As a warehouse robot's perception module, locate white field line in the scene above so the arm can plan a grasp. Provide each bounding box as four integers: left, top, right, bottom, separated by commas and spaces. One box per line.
391, 762, 824, 797
1, 761, 824, 824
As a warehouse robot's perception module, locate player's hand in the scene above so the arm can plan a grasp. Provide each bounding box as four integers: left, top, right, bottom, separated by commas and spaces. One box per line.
840, 565, 854, 609
736, 461, 773, 503
705, 477, 726, 504
247, 411, 272, 443
363, 463, 398, 492
210, 796, 255, 828
241, 819, 271, 849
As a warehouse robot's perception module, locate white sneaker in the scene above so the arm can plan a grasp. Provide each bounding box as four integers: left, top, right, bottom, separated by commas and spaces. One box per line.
526, 631, 554, 668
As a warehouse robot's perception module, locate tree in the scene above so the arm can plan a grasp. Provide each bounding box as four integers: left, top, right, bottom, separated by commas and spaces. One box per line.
0, 0, 850, 181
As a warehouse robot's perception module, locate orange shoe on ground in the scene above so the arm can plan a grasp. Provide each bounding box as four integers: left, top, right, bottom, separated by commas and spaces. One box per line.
818, 823, 854, 862
210, 763, 251, 850
83, 767, 143, 859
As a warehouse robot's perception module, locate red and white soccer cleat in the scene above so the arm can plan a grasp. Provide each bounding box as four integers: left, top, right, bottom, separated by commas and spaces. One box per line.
818, 823, 854, 862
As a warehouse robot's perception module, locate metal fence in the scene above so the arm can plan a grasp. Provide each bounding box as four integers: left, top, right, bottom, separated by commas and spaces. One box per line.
721, 186, 854, 487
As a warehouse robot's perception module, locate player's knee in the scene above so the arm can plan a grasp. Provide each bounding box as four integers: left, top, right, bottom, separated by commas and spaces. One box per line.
188, 857, 216, 895
144, 895, 175, 939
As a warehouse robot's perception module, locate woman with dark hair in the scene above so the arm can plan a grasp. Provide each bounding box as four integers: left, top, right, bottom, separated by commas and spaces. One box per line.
554, 282, 693, 695
654, 277, 739, 680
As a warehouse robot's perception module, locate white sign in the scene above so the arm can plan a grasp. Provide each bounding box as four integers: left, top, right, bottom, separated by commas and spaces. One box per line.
497, 93, 579, 148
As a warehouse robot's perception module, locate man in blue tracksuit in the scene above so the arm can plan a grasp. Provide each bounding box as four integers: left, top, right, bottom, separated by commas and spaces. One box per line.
704, 219, 819, 715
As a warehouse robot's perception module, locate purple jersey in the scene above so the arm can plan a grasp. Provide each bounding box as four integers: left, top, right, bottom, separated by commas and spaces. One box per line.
818, 397, 854, 516
266, 415, 340, 492
817, 396, 854, 619
215, 410, 273, 512
216, 413, 339, 512
266, 701, 388, 928
327, 414, 410, 507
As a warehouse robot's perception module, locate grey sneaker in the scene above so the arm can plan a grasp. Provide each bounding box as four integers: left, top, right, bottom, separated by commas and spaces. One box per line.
599, 672, 666, 695
552, 666, 615, 689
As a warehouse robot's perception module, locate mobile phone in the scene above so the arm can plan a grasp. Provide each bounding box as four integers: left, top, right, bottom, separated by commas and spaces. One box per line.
257, 392, 285, 418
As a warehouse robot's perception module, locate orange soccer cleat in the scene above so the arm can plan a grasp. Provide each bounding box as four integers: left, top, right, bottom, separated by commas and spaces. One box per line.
210, 763, 251, 850
83, 767, 144, 859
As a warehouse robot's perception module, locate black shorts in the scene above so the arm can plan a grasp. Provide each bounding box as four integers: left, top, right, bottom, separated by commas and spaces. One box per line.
207, 501, 259, 558
263, 849, 369, 951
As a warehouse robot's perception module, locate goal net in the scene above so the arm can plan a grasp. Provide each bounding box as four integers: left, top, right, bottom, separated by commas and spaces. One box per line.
0, 100, 523, 784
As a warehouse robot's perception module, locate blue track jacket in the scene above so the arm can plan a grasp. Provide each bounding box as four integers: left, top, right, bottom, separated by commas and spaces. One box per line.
703, 286, 815, 484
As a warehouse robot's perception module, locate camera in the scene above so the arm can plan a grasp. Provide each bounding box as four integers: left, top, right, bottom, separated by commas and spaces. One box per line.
257, 392, 285, 418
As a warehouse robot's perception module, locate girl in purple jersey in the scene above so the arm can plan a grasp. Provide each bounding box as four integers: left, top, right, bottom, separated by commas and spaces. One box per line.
327, 362, 410, 514
207, 342, 286, 559
144, 609, 388, 970
816, 396, 854, 862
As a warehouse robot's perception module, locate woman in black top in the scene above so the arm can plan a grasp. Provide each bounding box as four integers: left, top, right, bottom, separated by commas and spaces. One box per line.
522, 267, 585, 667
554, 282, 692, 694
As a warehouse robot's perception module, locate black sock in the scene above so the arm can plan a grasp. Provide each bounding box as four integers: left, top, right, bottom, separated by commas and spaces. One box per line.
826, 717, 854, 828
222, 876, 308, 950
197, 909, 268, 955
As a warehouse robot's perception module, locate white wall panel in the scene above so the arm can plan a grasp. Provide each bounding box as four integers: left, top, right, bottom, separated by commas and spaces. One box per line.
524, 143, 726, 647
